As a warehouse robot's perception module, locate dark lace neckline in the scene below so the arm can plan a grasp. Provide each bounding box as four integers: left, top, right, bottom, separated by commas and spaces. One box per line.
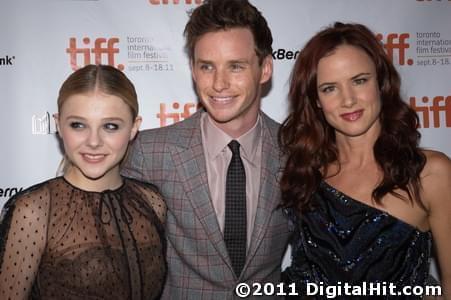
60, 176, 127, 195
320, 180, 431, 235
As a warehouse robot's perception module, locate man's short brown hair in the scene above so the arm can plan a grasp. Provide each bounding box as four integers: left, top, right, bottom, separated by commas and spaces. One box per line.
184, 0, 273, 64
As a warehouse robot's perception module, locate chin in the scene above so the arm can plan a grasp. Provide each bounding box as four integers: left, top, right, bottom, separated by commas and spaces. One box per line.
338, 127, 372, 138
80, 171, 109, 181
77, 165, 113, 181
207, 111, 235, 124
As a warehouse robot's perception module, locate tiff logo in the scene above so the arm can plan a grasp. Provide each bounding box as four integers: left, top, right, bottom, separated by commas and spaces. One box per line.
376, 33, 414, 65
149, 0, 202, 4
66, 37, 124, 71
0, 55, 15, 66
32, 112, 51, 135
157, 102, 199, 127
410, 96, 451, 128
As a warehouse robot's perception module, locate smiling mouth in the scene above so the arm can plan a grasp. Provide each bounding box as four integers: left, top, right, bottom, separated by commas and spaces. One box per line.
209, 96, 234, 104
82, 154, 106, 163
340, 109, 364, 121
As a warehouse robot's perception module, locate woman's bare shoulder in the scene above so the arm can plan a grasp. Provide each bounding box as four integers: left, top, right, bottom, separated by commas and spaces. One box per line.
421, 149, 450, 177
420, 149, 451, 209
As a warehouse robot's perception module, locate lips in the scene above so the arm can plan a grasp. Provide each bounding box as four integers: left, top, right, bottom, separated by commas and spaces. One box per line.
81, 153, 107, 163
340, 109, 363, 121
209, 95, 234, 104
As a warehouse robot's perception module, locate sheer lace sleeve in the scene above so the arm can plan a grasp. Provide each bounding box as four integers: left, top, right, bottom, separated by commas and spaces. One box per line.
0, 184, 50, 300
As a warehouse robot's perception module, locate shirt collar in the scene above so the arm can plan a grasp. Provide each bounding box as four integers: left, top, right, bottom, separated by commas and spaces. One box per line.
201, 112, 262, 164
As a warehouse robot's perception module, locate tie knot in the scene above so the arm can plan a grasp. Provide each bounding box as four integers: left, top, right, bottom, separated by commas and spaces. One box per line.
228, 140, 240, 155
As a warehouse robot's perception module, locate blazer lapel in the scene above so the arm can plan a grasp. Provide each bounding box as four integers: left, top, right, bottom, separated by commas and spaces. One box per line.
171, 111, 231, 265
245, 114, 282, 267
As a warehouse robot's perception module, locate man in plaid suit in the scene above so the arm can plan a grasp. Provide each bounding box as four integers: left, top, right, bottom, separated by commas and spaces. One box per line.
123, 0, 290, 298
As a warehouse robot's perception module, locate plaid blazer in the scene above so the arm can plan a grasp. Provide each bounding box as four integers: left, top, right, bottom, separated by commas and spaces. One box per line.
122, 110, 290, 299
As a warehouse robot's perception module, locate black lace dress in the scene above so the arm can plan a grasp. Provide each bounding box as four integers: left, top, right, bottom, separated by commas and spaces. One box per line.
283, 181, 433, 299
0, 176, 166, 300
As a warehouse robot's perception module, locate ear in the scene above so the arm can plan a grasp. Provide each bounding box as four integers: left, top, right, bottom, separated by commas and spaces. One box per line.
53, 113, 60, 133
259, 55, 273, 84
130, 116, 142, 141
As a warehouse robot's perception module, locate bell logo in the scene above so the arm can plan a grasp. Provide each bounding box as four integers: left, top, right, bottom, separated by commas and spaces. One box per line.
376, 33, 413, 65
66, 37, 124, 71
157, 102, 199, 127
149, 0, 202, 4
32, 112, 52, 135
410, 96, 451, 128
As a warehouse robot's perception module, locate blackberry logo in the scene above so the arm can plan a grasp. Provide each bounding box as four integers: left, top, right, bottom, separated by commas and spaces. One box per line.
0, 186, 23, 198
272, 49, 300, 60
0, 55, 15, 66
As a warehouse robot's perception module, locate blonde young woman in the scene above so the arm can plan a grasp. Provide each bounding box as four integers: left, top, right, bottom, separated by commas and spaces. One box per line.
0, 65, 166, 300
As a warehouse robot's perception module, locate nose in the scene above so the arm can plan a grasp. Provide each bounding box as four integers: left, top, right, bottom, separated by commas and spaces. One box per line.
212, 69, 229, 92
86, 129, 102, 148
341, 85, 357, 108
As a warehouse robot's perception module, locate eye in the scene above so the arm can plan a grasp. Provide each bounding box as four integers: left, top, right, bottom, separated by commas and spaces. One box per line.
199, 63, 213, 71
230, 63, 244, 72
354, 77, 368, 85
69, 122, 84, 129
320, 85, 335, 94
104, 123, 119, 131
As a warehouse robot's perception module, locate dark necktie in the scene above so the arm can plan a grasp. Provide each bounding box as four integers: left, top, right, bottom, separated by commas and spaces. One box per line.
224, 140, 247, 277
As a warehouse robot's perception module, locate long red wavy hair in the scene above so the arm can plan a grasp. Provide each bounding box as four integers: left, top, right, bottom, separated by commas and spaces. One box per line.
279, 22, 426, 212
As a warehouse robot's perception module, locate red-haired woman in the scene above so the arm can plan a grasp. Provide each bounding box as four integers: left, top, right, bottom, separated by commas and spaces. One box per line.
280, 22, 450, 299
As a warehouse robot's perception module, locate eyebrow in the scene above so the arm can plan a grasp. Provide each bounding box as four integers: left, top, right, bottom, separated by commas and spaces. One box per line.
194, 59, 212, 65
351, 72, 372, 79
195, 59, 250, 65
65, 116, 125, 122
317, 72, 372, 89
102, 117, 125, 122
228, 59, 250, 64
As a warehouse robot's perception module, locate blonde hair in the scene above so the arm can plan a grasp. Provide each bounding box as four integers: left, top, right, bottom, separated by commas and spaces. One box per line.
56, 64, 139, 175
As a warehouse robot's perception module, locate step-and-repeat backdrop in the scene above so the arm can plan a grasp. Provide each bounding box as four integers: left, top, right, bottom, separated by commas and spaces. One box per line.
1, 0, 450, 272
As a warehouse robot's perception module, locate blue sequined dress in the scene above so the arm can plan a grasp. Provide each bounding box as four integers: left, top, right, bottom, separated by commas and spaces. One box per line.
283, 181, 433, 299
